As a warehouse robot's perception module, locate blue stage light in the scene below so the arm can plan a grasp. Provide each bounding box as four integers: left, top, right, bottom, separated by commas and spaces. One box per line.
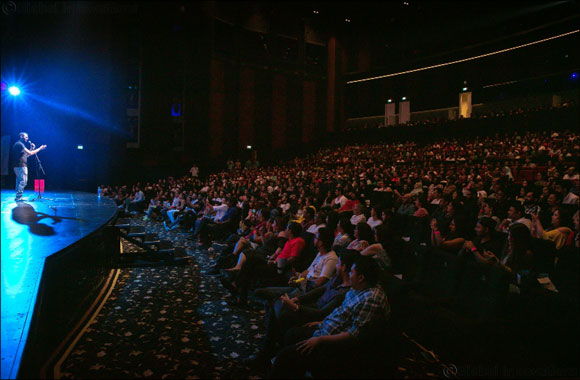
77, 145, 84, 150
571, 72, 578, 80
8, 86, 21, 96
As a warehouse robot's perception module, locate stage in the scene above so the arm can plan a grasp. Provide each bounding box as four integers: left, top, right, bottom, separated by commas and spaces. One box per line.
1, 190, 118, 379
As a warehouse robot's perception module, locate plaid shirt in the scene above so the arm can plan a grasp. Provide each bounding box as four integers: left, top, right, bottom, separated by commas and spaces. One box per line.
313, 286, 390, 338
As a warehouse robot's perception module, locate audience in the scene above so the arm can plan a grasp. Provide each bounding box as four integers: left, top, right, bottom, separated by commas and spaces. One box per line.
99, 106, 578, 377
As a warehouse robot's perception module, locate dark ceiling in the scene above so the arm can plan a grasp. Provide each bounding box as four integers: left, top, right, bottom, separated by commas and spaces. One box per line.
201, 1, 579, 73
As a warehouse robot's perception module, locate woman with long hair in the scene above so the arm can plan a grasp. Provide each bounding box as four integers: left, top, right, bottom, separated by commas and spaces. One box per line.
347, 222, 374, 251
531, 206, 573, 250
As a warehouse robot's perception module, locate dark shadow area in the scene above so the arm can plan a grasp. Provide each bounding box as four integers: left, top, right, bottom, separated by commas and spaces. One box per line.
11, 203, 78, 236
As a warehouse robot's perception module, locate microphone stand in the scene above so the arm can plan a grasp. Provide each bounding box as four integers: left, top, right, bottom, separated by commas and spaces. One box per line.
30, 147, 53, 202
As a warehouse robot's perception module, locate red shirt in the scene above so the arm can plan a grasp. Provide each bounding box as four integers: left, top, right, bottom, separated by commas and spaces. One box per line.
276, 237, 305, 261
339, 199, 359, 212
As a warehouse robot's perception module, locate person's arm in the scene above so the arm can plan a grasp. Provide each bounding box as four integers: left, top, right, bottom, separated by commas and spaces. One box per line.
23, 144, 47, 156
530, 212, 543, 238
295, 285, 328, 305
296, 332, 353, 354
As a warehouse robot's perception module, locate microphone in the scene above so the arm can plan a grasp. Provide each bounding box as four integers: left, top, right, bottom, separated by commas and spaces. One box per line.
29, 141, 35, 148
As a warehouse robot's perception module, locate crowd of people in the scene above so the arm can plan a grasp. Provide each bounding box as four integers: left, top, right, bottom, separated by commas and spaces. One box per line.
99, 108, 579, 376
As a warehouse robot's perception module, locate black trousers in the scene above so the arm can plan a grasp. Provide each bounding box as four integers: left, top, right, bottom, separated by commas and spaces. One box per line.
270, 325, 352, 379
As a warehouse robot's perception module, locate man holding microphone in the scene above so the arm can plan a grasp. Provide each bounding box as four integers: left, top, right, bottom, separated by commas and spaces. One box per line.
11, 132, 47, 202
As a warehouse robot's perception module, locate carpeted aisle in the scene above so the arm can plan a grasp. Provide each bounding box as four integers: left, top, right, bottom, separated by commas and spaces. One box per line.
59, 216, 448, 379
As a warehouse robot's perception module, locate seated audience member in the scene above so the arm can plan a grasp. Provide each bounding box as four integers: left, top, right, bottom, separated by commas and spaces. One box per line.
531, 207, 573, 250
349, 203, 367, 225
253, 227, 338, 301
562, 166, 579, 189
250, 249, 356, 370
360, 224, 394, 270
412, 196, 430, 218
333, 217, 354, 248
397, 194, 417, 216
164, 192, 187, 231
338, 191, 359, 215
269, 255, 391, 379
203, 214, 285, 276
143, 194, 163, 221
430, 217, 466, 253
220, 222, 305, 306
299, 206, 316, 231
197, 198, 238, 245
539, 192, 561, 229
463, 217, 506, 264
497, 223, 534, 280
366, 206, 383, 230
431, 195, 451, 226
523, 191, 541, 218
332, 188, 348, 209
478, 198, 502, 230
306, 211, 327, 234
124, 186, 146, 213
561, 181, 579, 205
498, 201, 533, 233
346, 222, 374, 252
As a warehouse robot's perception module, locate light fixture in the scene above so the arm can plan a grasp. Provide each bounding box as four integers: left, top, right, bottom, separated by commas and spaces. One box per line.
387, 99, 392, 103
462, 87, 468, 91
401, 96, 407, 101
345, 18, 351, 23
8, 86, 21, 96
247, 145, 252, 150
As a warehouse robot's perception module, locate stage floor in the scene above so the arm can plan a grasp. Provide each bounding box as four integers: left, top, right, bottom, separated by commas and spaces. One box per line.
1, 190, 118, 379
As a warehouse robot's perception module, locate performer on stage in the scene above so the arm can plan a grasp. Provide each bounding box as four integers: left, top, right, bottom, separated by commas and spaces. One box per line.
11, 132, 47, 202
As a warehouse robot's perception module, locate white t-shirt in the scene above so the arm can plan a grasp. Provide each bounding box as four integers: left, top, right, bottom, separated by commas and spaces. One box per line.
367, 217, 383, 230
306, 251, 338, 281
350, 213, 367, 225
563, 192, 579, 205
213, 204, 228, 221
307, 223, 326, 234
333, 195, 347, 207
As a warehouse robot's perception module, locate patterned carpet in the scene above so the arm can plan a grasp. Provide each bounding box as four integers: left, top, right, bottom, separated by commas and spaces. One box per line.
59, 216, 448, 379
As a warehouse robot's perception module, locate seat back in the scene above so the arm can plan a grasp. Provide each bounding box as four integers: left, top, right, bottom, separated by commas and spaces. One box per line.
415, 248, 463, 298
455, 261, 510, 320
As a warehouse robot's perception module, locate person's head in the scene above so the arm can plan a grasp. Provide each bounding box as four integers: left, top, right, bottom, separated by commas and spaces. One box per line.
286, 221, 302, 239
355, 222, 374, 242
475, 217, 496, 238
547, 192, 561, 207
374, 224, 392, 245
524, 191, 536, 204
447, 200, 463, 216
350, 254, 380, 289
573, 210, 580, 231
552, 207, 573, 229
507, 202, 524, 220
18, 132, 29, 142
481, 198, 496, 216
371, 206, 381, 218
508, 223, 532, 253
337, 249, 358, 278
337, 217, 354, 236
304, 206, 315, 220
315, 227, 335, 252
353, 203, 364, 215
274, 215, 288, 232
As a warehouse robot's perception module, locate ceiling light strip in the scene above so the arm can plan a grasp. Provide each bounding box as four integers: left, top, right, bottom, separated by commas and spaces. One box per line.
347, 29, 579, 84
